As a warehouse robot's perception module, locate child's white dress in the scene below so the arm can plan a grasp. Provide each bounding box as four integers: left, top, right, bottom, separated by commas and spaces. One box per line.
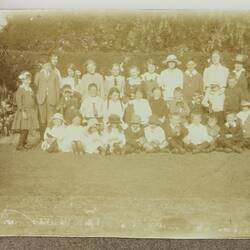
129, 99, 152, 124
185, 123, 213, 145
144, 126, 167, 149
104, 128, 126, 151
103, 100, 125, 123
41, 125, 68, 152
202, 89, 225, 112
85, 131, 106, 154
63, 124, 89, 152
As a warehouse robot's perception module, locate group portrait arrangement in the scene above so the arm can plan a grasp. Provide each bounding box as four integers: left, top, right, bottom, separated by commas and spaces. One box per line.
2, 49, 250, 156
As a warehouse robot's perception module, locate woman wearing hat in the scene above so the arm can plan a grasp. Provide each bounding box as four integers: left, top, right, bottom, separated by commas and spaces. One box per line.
12, 71, 40, 150
77, 59, 105, 100
203, 50, 229, 90
232, 54, 250, 99
183, 60, 203, 103
158, 54, 183, 102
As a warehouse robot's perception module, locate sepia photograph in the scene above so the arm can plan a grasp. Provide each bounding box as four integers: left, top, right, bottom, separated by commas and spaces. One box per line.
0, 9, 250, 238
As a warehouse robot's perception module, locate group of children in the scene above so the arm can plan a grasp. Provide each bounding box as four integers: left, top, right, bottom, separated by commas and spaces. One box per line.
11, 51, 250, 155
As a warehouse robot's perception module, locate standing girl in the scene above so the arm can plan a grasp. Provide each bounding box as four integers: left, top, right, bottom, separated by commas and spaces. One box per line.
12, 71, 40, 151
141, 58, 159, 99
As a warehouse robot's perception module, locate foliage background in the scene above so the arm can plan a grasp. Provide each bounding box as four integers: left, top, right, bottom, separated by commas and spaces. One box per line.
0, 10, 250, 90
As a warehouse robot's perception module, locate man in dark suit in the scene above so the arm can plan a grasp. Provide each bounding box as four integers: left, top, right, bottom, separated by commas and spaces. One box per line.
35, 61, 60, 137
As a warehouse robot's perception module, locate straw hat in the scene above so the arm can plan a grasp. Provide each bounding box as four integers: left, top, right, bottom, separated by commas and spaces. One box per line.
162, 54, 181, 65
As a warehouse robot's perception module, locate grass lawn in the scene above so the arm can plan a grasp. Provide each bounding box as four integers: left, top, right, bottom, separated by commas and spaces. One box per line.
0, 142, 250, 238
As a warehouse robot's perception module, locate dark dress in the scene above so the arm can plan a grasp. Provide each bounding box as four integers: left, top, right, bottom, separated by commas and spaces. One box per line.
149, 98, 168, 119
12, 86, 39, 131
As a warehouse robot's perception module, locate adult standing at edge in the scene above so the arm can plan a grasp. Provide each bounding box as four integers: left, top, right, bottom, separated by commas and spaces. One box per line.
158, 54, 183, 103
77, 59, 105, 100
35, 56, 61, 138
203, 50, 229, 91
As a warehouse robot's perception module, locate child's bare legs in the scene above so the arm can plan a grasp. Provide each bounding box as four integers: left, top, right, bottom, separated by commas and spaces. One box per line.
76, 141, 85, 155
71, 141, 78, 155
16, 129, 29, 150
169, 138, 186, 154
46, 139, 59, 153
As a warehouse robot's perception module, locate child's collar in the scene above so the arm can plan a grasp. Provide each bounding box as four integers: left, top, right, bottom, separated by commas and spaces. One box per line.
225, 121, 237, 128
20, 83, 32, 92
185, 69, 198, 77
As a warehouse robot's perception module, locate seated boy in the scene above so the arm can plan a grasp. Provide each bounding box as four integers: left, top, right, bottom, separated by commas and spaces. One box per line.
183, 112, 213, 154
237, 100, 250, 149
206, 115, 221, 151
144, 115, 168, 153
124, 115, 146, 154
163, 113, 187, 154
219, 112, 243, 153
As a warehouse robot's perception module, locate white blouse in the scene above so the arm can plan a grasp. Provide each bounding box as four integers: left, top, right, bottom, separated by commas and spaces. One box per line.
103, 100, 124, 122
158, 68, 183, 101
129, 98, 152, 124
203, 64, 229, 89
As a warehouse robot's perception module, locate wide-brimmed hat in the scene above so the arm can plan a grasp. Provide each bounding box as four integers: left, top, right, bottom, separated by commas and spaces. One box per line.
162, 54, 181, 65
241, 100, 250, 107
129, 115, 142, 125
108, 114, 122, 124
148, 115, 161, 125
51, 113, 65, 122
233, 54, 247, 64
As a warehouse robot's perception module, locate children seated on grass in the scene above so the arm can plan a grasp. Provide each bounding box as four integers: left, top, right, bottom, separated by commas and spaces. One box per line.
219, 112, 243, 153
144, 115, 168, 153
124, 115, 146, 154
163, 113, 187, 154
64, 113, 87, 155
84, 118, 106, 155
149, 87, 168, 123
104, 114, 126, 155
183, 113, 213, 154
141, 58, 159, 99
41, 113, 67, 153
237, 100, 250, 149
104, 63, 125, 98
80, 83, 104, 121
206, 115, 221, 151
